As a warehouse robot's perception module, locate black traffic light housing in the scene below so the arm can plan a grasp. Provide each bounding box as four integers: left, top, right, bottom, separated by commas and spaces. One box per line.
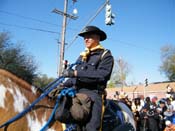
145, 78, 148, 87
105, 3, 115, 25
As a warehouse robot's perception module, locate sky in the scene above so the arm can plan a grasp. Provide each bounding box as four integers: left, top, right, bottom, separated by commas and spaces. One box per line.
0, 0, 174, 85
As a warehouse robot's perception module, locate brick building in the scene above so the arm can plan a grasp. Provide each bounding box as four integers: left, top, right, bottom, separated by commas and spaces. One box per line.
106, 82, 175, 100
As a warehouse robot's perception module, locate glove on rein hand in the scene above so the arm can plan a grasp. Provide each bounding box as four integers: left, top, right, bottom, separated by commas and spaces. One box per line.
48, 84, 64, 99
62, 69, 75, 77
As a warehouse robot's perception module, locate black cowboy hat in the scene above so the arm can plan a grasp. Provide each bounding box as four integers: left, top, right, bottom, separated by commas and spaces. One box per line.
78, 26, 107, 41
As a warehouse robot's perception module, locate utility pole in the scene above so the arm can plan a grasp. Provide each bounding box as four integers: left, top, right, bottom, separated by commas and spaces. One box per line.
52, 0, 77, 76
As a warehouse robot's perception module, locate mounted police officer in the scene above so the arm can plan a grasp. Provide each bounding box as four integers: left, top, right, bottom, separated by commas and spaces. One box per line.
61, 25, 114, 131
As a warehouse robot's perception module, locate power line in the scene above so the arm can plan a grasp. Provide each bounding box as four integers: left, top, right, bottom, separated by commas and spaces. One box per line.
0, 10, 58, 27
0, 8, 159, 55
0, 21, 161, 54
111, 38, 160, 54
0, 10, 79, 32
66, 1, 108, 50
0, 22, 59, 34
63, 1, 159, 55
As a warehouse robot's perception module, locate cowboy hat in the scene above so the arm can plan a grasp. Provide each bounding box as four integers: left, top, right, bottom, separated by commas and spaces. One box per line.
78, 26, 107, 41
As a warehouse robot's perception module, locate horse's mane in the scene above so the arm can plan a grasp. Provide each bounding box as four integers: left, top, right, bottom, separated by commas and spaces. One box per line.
0, 69, 32, 91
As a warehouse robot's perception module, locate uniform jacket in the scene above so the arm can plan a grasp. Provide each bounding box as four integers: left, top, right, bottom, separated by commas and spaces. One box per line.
63, 49, 114, 90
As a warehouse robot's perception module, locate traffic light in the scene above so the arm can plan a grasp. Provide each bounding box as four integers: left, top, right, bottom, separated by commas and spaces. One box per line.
145, 78, 148, 87
105, 4, 115, 25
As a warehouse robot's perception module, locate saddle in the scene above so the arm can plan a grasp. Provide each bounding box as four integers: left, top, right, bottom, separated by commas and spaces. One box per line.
54, 93, 92, 124
103, 100, 135, 131
54, 93, 135, 131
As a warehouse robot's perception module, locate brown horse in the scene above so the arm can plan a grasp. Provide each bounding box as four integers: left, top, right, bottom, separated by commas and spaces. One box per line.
0, 69, 136, 131
0, 69, 63, 131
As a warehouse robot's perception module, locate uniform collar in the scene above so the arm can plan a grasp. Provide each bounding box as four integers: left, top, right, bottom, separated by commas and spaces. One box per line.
80, 44, 104, 62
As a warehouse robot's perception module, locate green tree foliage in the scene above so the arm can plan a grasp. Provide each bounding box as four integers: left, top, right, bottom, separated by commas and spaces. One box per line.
160, 44, 175, 81
0, 32, 38, 84
33, 74, 55, 88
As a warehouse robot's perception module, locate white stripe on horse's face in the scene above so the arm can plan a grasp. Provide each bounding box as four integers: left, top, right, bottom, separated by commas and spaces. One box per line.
7, 86, 29, 112
27, 114, 45, 131
7, 86, 53, 131
0, 71, 59, 131
1, 83, 51, 131
0, 84, 7, 108
26, 113, 56, 131
31, 86, 37, 94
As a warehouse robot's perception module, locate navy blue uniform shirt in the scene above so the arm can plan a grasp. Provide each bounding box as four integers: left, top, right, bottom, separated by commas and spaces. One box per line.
63, 49, 114, 91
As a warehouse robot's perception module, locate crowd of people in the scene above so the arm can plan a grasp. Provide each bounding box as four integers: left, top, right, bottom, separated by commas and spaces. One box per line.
112, 85, 175, 131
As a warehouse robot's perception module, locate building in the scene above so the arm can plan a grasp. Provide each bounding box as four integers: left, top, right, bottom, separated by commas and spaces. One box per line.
106, 82, 175, 100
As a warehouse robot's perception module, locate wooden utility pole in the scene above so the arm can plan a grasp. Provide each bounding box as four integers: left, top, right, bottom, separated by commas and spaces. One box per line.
52, 0, 77, 76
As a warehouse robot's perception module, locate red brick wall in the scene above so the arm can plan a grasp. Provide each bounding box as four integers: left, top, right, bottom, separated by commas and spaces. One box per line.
106, 82, 175, 100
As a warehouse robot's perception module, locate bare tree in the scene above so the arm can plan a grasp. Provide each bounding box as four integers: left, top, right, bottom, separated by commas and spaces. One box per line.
109, 57, 130, 89
160, 44, 175, 81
